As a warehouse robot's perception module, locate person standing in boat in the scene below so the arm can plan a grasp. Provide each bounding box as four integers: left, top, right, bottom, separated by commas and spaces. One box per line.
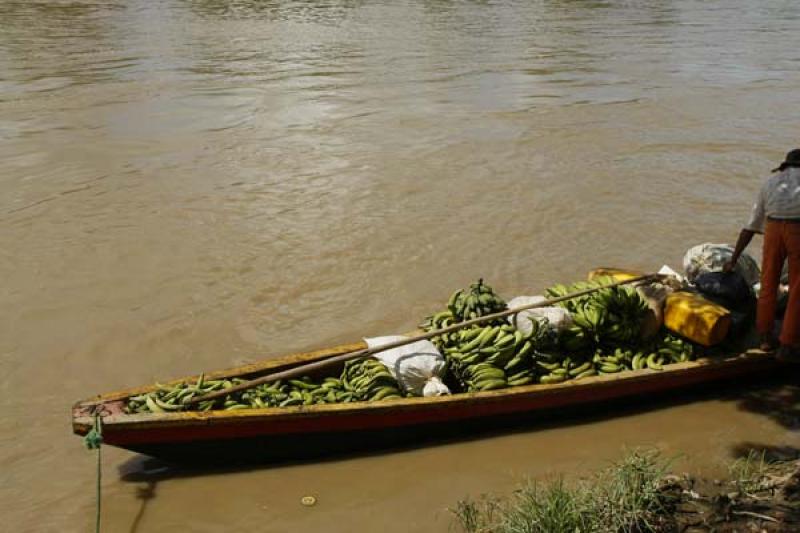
725, 149, 800, 361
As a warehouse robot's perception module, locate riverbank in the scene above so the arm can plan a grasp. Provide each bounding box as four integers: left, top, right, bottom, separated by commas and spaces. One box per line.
452, 449, 800, 532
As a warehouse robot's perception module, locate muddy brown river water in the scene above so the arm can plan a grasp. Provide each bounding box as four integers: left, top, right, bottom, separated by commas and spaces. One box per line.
3, 1, 800, 531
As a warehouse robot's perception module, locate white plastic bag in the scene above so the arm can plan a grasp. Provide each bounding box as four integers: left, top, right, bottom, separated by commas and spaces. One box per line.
506, 295, 573, 336
365, 336, 450, 397
683, 243, 760, 286
657, 265, 686, 287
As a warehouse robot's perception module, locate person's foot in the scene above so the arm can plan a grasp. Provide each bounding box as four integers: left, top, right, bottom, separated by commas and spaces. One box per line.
775, 345, 800, 363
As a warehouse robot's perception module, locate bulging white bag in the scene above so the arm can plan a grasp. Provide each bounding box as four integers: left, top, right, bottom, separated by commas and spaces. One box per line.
506, 295, 572, 336
683, 243, 760, 286
365, 336, 450, 397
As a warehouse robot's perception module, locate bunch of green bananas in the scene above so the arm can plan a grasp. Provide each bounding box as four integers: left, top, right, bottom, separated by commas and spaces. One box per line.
534, 352, 597, 383
447, 278, 507, 322
523, 328, 698, 382
547, 277, 648, 352
591, 347, 639, 373
445, 323, 524, 368
420, 279, 509, 352
502, 320, 551, 386
422, 280, 558, 392
637, 331, 696, 370
587, 331, 696, 373
233, 375, 358, 408
125, 375, 250, 413
421, 309, 461, 351
546, 279, 604, 313
459, 362, 508, 391
125, 375, 354, 413
341, 357, 404, 401
127, 357, 404, 413
444, 319, 554, 391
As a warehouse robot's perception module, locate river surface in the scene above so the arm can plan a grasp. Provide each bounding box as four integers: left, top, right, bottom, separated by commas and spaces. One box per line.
3, 1, 800, 531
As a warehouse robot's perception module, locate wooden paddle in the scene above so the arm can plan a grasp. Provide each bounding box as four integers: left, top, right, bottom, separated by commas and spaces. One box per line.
186, 274, 659, 405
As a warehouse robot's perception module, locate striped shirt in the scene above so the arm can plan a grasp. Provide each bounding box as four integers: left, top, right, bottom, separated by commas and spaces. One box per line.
745, 167, 800, 233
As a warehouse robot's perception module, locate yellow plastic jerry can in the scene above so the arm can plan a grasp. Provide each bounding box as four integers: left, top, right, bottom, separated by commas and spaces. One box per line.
663, 291, 731, 347
587, 267, 646, 282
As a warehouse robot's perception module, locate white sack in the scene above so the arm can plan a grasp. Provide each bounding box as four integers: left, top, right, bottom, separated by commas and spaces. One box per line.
506, 295, 573, 336
683, 243, 760, 286
365, 336, 450, 397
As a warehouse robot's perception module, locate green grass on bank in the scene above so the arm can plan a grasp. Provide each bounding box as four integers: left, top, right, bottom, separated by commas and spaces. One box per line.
450, 450, 670, 533
729, 449, 771, 495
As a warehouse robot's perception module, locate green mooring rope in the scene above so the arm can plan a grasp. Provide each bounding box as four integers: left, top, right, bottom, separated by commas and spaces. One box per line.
84, 413, 103, 533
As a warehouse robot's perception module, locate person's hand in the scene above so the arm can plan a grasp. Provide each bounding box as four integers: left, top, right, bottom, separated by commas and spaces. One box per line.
722, 259, 736, 273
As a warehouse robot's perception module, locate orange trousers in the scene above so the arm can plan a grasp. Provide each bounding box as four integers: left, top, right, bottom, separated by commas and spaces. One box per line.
757, 219, 800, 346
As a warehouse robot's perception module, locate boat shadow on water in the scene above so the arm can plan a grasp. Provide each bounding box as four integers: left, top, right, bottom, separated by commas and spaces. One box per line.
116, 371, 800, 484
731, 377, 800, 462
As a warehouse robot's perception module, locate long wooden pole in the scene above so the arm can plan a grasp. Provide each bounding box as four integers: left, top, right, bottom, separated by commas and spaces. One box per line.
187, 274, 658, 405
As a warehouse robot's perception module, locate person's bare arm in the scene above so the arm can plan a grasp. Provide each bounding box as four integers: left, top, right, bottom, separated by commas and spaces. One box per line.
723, 229, 755, 273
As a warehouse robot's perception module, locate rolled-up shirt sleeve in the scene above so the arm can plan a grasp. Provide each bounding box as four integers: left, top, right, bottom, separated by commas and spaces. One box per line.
745, 185, 766, 233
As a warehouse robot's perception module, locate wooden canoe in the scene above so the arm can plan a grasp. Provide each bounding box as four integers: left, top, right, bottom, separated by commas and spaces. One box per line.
72, 341, 781, 464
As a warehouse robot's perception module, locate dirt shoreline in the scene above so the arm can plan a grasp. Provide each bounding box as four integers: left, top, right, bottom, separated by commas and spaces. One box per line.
658, 455, 800, 532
